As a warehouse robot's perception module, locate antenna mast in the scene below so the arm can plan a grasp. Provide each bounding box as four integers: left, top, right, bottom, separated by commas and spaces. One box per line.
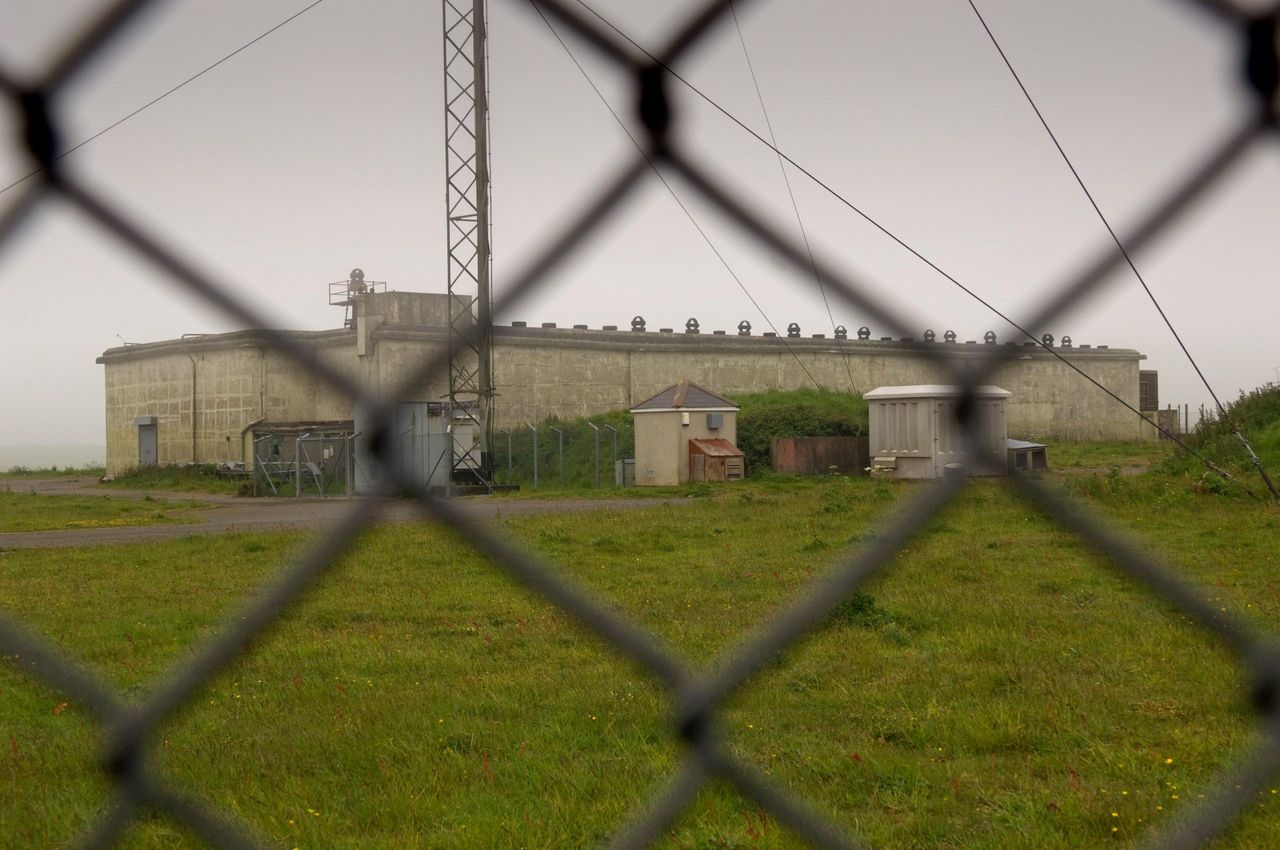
442, 0, 494, 489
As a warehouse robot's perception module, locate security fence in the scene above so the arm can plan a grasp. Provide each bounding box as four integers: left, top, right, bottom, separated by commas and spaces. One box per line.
495, 416, 632, 488
1, 1, 1279, 849
251, 426, 357, 498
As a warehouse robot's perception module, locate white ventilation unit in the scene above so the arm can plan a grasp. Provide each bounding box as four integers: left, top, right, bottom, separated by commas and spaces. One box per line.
865, 385, 1010, 479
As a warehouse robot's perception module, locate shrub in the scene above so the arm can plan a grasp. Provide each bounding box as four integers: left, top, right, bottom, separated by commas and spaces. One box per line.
495, 410, 635, 488
1159, 383, 1280, 487
732, 388, 868, 475
829, 592, 892, 628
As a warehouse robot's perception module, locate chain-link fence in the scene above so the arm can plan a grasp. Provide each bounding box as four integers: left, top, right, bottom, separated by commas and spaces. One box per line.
2, 0, 1279, 847
495, 417, 632, 488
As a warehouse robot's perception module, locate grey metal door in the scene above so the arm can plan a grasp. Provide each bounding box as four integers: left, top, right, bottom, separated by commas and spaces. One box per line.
138, 423, 157, 466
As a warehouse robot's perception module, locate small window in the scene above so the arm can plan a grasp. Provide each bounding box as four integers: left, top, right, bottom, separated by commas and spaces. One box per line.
706, 412, 723, 430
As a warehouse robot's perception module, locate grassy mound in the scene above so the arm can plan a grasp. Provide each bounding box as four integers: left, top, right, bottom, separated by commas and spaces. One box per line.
495, 388, 867, 488
1160, 384, 1280, 489
732, 387, 868, 475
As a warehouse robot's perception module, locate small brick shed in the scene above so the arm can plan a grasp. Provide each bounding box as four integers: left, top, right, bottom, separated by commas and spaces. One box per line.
631, 380, 739, 486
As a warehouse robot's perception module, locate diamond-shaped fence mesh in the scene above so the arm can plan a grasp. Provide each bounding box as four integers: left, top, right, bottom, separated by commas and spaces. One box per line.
2, 0, 1278, 847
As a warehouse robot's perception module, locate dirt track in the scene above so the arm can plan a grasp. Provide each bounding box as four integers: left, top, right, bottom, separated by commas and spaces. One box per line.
0, 477, 684, 550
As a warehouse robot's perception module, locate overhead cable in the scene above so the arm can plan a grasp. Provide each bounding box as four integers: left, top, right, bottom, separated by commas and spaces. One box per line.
0, 0, 328, 197
530, 0, 822, 390
727, 0, 858, 393
571, 0, 1240, 482
964, 0, 1277, 499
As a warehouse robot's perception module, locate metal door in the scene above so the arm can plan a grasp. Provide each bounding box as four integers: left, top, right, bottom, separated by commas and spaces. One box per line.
932, 400, 960, 477
138, 423, 157, 466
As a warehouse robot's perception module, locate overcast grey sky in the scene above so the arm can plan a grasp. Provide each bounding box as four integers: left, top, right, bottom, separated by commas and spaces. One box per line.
1, 0, 1277, 454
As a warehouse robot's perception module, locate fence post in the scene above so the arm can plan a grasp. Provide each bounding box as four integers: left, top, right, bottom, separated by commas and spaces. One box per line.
529, 424, 538, 489
550, 426, 563, 483
498, 429, 511, 482
603, 424, 617, 485
346, 433, 354, 498
586, 421, 600, 489
294, 433, 302, 498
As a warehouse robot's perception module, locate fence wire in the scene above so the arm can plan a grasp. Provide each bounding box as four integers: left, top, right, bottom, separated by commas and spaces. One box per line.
2, 0, 1279, 848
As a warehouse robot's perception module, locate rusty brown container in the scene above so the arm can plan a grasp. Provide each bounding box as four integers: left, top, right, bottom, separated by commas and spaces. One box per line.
770, 435, 870, 476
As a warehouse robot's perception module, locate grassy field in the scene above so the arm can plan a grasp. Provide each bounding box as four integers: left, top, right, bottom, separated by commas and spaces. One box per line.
0, 491, 207, 533
2, 472, 1278, 848
1039, 440, 1176, 472
102, 465, 247, 496
1, 465, 105, 480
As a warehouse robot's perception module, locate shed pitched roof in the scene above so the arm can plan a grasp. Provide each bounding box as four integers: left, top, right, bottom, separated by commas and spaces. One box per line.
688, 438, 743, 457
631, 380, 739, 411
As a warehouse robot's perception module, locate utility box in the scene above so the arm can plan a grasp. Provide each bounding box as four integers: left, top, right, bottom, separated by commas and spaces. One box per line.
631, 380, 740, 486
865, 385, 1010, 478
1006, 439, 1048, 472
353, 402, 477, 494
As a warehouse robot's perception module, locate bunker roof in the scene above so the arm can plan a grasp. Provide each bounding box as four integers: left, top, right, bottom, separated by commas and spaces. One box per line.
631, 380, 739, 412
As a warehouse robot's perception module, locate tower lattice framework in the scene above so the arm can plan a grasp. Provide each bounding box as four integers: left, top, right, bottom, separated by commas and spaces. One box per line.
441, 0, 494, 487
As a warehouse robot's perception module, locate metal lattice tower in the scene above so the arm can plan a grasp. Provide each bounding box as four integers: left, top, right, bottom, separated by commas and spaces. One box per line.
442, 0, 494, 488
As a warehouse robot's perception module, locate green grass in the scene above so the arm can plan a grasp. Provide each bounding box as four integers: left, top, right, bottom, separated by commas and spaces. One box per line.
495, 389, 868, 489
1, 464, 106, 479
493, 410, 634, 490
1040, 440, 1175, 471
731, 388, 867, 476
104, 464, 247, 496
0, 491, 207, 533
2, 475, 1278, 848
1162, 384, 1280, 479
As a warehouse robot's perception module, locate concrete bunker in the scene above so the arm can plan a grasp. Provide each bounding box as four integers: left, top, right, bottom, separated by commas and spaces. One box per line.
96, 285, 1156, 478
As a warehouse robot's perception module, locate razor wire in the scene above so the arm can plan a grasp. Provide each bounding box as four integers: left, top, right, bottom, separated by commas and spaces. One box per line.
1, 1, 1279, 848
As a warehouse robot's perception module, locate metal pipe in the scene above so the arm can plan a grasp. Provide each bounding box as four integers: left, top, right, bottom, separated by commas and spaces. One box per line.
550, 426, 563, 483
186, 352, 198, 463
603, 424, 618, 485
586, 421, 600, 489
528, 424, 538, 488
346, 432, 357, 498
239, 416, 265, 464
499, 429, 511, 481
473, 0, 494, 480
294, 432, 306, 498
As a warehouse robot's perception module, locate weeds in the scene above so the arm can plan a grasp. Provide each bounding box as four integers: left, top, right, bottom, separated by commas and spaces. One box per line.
829, 592, 894, 629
